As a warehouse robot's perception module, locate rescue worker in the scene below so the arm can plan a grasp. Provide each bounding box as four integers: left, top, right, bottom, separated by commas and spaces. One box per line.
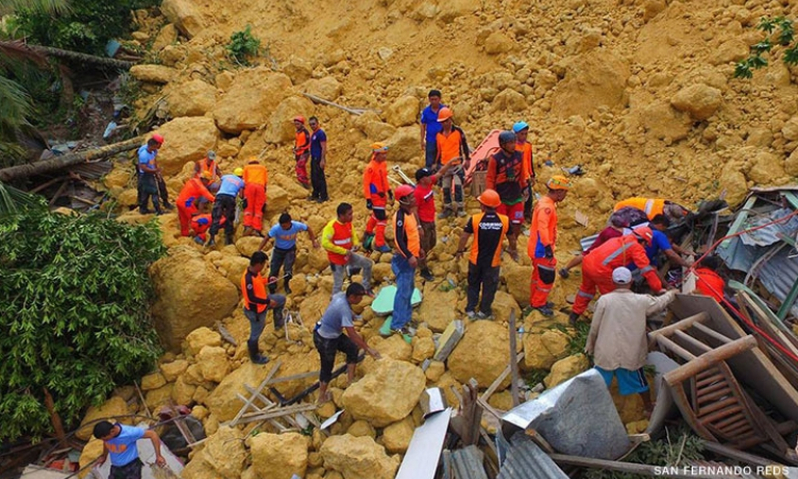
435, 107, 470, 218
242, 251, 286, 364
242, 158, 269, 237
570, 227, 665, 326
309, 116, 329, 202
455, 189, 509, 320
176, 173, 215, 237
382, 184, 422, 336
414, 161, 458, 281
486, 130, 528, 262
137, 134, 164, 215
614, 197, 688, 224
207, 168, 245, 247
92, 421, 166, 478
559, 217, 626, 279
191, 214, 223, 244
642, 215, 694, 268
322, 202, 374, 297
693, 255, 726, 303
513, 121, 535, 222
314, 283, 381, 404
293, 116, 311, 189
194, 150, 221, 191
528, 175, 571, 316
362, 143, 393, 253
258, 212, 320, 294
420, 89, 445, 168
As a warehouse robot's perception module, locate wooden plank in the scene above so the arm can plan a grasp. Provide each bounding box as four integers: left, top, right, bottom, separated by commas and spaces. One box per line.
229, 360, 281, 426
655, 335, 696, 362
266, 370, 319, 385
690, 322, 731, 345
673, 330, 712, 354
699, 440, 782, 467
648, 312, 708, 347
664, 336, 757, 385
236, 404, 317, 425
508, 310, 521, 408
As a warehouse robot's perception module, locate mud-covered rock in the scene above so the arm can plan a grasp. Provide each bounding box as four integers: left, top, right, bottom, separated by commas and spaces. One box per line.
250, 432, 309, 479
320, 434, 399, 479
341, 359, 425, 427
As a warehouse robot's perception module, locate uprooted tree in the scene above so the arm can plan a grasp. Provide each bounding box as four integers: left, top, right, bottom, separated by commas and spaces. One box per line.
0, 205, 166, 442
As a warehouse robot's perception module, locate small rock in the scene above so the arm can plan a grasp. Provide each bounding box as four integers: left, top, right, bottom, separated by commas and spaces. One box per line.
130, 65, 177, 84
544, 354, 589, 388
670, 84, 722, 121
141, 371, 167, 391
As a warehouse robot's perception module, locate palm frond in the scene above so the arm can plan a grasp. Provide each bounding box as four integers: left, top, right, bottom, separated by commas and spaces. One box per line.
0, 0, 69, 16
0, 40, 49, 69
0, 182, 41, 217
0, 75, 33, 132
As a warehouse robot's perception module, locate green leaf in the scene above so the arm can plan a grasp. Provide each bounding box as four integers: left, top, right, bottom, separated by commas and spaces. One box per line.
784, 46, 798, 65
734, 61, 753, 79
759, 16, 777, 33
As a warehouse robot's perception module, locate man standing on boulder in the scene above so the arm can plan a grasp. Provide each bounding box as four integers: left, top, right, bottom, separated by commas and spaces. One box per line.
258, 212, 320, 295
420, 89, 444, 168
207, 168, 245, 247
242, 251, 286, 365
413, 160, 458, 282
362, 143, 393, 253
194, 150, 221, 189
293, 116, 311, 189
137, 134, 164, 215
309, 116, 329, 202
322, 202, 374, 297
486, 131, 528, 262
435, 107, 470, 219
242, 158, 268, 237
314, 283, 381, 403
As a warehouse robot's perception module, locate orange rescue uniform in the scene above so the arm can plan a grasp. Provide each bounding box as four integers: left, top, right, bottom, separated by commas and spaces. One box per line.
614, 197, 666, 221
528, 196, 558, 308
436, 127, 468, 164
363, 157, 391, 248
695, 268, 725, 303
176, 178, 215, 236
243, 163, 269, 231
518, 141, 534, 185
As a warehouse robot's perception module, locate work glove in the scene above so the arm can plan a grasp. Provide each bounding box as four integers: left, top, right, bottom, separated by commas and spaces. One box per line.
366, 199, 373, 210
544, 245, 553, 259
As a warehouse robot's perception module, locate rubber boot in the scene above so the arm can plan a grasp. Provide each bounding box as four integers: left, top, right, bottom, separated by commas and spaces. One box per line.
247, 339, 269, 364
569, 312, 580, 327
273, 309, 285, 329
363, 233, 375, 251
284, 276, 292, 294
226, 233, 235, 245
206, 235, 216, 247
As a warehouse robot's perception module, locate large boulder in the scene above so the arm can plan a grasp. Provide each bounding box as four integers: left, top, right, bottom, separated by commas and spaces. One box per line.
155, 117, 219, 175
264, 95, 316, 144
545, 354, 590, 388
523, 329, 571, 370
151, 23, 178, 52
206, 363, 275, 421
185, 327, 221, 356
385, 96, 420, 127
202, 426, 247, 479
302, 76, 342, 100
196, 346, 230, 383
381, 416, 414, 453
161, 0, 204, 38
550, 51, 629, 119
670, 84, 722, 121
341, 359, 425, 427
250, 432, 309, 479
501, 261, 533, 306
151, 248, 238, 351
76, 396, 129, 440
418, 283, 457, 332
320, 434, 399, 479
213, 70, 293, 134
448, 321, 510, 387
166, 79, 216, 117
385, 127, 421, 164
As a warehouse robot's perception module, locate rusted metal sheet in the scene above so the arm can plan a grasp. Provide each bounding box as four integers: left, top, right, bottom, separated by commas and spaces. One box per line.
497, 433, 568, 479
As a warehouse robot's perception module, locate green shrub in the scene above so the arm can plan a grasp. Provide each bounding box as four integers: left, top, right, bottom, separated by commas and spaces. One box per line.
227, 25, 260, 66
735, 17, 798, 79
0, 207, 166, 441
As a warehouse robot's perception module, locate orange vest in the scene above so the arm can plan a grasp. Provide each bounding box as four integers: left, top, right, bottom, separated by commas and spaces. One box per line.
436, 128, 465, 164
177, 177, 215, 206
363, 159, 389, 204
393, 209, 420, 258
241, 269, 269, 313
518, 141, 533, 183
243, 164, 268, 186
295, 128, 310, 155
327, 221, 354, 265
469, 212, 509, 267
614, 197, 666, 220
197, 159, 218, 181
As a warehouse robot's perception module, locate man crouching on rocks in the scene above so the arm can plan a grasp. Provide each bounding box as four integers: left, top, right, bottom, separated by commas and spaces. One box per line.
314, 282, 381, 403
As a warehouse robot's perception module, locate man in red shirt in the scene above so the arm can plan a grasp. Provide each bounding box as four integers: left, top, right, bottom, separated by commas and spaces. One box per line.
413, 161, 457, 281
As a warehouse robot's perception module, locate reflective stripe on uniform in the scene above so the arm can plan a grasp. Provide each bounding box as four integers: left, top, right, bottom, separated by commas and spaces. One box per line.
644, 199, 655, 216
602, 243, 632, 266
577, 290, 595, 299
640, 265, 654, 274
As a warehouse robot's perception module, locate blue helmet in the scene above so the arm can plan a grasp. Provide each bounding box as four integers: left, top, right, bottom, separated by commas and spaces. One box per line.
512, 121, 529, 133
498, 130, 517, 145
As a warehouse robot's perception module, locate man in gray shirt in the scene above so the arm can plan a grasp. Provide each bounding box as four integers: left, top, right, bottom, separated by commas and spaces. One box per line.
314, 282, 381, 403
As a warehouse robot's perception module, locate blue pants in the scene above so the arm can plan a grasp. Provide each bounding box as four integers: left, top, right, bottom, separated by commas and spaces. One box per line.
390, 254, 415, 329
425, 142, 438, 169
244, 294, 286, 340
595, 366, 649, 395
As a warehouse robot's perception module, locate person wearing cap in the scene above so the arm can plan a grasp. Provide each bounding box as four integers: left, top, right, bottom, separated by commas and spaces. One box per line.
559, 217, 626, 279
136, 135, 164, 215
528, 175, 571, 317
308, 116, 329, 202
195, 151, 221, 193
414, 160, 458, 281
176, 174, 215, 238
486, 130, 528, 262
435, 107, 470, 219
362, 143, 393, 253
242, 251, 286, 365
314, 282, 382, 404
420, 89, 445, 168
381, 184, 422, 336
207, 169, 245, 247
455, 189, 509, 320
513, 121, 535, 222
92, 420, 166, 477
242, 158, 269, 237
322, 202, 374, 297
293, 116, 311, 188
585, 266, 676, 415
570, 226, 666, 326
258, 212, 319, 295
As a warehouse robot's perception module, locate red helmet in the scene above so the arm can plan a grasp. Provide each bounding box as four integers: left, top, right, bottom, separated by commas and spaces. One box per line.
633, 226, 654, 246
151, 133, 164, 144
293, 116, 305, 124
395, 184, 415, 202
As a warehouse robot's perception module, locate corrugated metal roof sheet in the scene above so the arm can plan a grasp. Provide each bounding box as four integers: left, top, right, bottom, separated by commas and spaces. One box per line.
497, 433, 568, 479
445, 446, 488, 479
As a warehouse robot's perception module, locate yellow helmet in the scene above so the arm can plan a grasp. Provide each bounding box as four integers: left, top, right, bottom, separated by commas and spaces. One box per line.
547, 175, 572, 191
371, 142, 389, 153
234, 167, 244, 177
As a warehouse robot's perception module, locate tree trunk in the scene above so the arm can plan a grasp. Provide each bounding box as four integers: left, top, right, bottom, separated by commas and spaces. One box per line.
0, 136, 143, 183
0, 41, 137, 70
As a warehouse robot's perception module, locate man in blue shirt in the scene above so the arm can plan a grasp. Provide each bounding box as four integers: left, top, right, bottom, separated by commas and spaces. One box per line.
314, 283, 381, 403
629, 215, 692, 279
207, 169, 245, 247
137, 136, 163, 215
420, 89, 444, 168
93, 420, 165, 478
258, 212, 320, 294
308, 117, 329, 203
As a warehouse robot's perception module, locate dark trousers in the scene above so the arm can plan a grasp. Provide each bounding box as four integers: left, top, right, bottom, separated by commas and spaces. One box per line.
314, 330, 358, 383
310, 156, 328, 201
110, 458, 143, 479
466, 262, 500, 315
268, 246, 296, 293
138, 174, 161, 213
209, 194, 236, 238
524, 184, 534, 221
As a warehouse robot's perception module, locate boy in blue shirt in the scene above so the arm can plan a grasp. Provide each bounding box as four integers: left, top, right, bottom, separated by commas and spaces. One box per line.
93, 420, 165, 479
258, 212, 319, 294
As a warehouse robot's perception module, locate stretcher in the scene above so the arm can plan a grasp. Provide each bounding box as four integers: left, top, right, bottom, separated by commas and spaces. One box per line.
463, 129, 501, 187
370, 285, 423, 316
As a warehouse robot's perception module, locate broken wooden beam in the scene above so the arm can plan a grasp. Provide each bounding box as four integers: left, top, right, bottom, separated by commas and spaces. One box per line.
664, 336, 758, 385
508, 309, 521, 408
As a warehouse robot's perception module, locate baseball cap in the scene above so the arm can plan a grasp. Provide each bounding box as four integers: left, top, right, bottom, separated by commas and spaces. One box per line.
415, 168, 434, 181
612, 267, 632, 285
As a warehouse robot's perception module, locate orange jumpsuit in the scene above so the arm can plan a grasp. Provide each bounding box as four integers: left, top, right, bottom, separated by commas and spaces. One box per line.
528, 196, 558, 308
191, 214, 225, 241
613, 197, 666, 221
363, 157, 390, 248
294, 127, 311, 186
243, 163, 268, 231
695, 268, 725, 303
176, 178, 215, 236
573, 235, 663, 316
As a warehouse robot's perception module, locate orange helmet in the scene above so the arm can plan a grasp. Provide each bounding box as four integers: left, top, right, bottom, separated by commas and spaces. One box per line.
477, 189, 501, 208
395, 184, 415, 202
437, 107, 453, 122
547, 175, 572, 191
293, 116, 305, 124
371, 142, 389, 153
633, 226, 654, 246
151, 133, 164, 144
